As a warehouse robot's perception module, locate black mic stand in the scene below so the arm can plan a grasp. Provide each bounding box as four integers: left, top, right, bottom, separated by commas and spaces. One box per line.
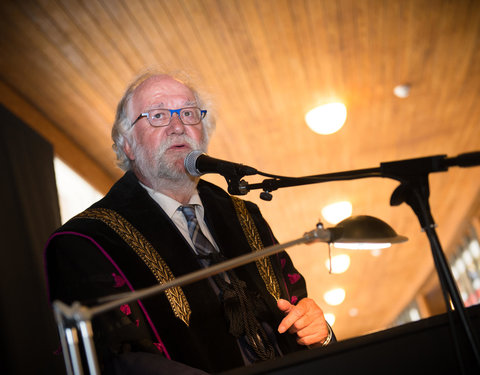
382, 155, 480, 374
228, 151, 480, 373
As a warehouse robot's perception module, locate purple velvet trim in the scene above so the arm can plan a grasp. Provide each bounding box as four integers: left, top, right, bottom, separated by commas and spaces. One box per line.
44, 231, 171, 359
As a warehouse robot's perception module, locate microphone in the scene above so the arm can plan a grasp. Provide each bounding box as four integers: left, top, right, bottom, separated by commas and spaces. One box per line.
184, 150, 258, 177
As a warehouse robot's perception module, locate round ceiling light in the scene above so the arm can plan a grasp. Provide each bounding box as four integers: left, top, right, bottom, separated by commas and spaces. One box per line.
321, 201, 353, 224
324, 287, 346, 306
305, 102, 347, 135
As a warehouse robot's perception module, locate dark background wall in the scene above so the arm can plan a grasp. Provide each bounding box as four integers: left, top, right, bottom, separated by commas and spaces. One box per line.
0, 104, 65, 374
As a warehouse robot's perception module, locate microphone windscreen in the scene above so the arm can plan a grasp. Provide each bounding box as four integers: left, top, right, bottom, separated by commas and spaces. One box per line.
184, 150, 204, 177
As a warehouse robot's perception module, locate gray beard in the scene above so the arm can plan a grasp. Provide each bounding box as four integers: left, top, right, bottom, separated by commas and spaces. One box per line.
132, 134, 207, 193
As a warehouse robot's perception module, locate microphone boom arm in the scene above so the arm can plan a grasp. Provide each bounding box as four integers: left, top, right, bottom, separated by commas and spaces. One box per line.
238, 152, 480, 197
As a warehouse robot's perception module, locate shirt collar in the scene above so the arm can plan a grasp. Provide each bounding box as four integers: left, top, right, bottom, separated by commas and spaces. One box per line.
139, 181, 204, 220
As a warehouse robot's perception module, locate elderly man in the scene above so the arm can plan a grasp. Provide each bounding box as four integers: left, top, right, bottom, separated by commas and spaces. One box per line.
45, 72, 333, 374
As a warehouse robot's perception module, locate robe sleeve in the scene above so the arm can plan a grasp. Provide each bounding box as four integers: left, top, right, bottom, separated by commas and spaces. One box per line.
45, 233, 209, 375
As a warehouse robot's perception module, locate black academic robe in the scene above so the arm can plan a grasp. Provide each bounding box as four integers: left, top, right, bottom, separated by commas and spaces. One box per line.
45, 172, 308, 374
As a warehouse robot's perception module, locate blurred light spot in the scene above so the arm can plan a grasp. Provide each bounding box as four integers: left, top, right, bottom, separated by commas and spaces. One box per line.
322, 201, 352, 225
324, 313, 336, 326
393, 84, 411, 98
349, 308, 359, 317
325, 254, 351, 274
324, 288, 346, 306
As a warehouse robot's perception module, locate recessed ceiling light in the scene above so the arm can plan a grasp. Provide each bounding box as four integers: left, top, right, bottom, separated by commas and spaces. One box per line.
324, 288, 346, 306
393, 84, 411, 98
321, 201, 353, 224
305, 102, 347, 135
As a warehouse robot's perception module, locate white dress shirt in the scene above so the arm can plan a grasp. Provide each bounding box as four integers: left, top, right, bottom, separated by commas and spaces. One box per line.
139, 182, 220, 254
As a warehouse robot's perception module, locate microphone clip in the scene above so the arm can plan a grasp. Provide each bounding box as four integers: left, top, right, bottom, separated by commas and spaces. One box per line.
225, 176, 249, 195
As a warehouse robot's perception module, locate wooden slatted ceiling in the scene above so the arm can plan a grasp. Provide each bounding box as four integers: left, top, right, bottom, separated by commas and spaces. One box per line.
1, 0, 480, 340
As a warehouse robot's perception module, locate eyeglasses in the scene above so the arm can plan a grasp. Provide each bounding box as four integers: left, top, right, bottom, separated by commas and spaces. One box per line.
131, 107, 207, 127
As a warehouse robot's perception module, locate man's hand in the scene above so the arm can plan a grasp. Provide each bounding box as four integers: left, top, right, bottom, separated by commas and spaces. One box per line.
277, 298, 329, 346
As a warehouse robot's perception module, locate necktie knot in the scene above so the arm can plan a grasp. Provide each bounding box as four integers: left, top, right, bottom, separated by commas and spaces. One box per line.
180, 205, 196, 223
180, 205, 214, 257
180, 205, 199, 235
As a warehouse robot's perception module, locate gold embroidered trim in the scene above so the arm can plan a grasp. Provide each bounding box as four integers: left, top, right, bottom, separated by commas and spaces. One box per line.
75, 207, 191, 326
230, 197, 281, 301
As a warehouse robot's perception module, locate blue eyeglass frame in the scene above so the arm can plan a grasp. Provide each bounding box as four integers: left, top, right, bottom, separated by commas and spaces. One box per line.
131, 107, 207, 127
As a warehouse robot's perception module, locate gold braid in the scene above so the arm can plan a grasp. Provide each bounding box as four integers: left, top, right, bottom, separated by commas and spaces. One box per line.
75, 208, 191, 326
230, 197, 281, 301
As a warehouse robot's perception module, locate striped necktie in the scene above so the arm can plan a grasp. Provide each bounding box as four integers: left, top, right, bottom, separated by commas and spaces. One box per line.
180, 205, 216, 257
179, 204, 276, 361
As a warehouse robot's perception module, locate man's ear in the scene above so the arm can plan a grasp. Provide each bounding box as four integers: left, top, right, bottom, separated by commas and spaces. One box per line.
123, 138, 135, 161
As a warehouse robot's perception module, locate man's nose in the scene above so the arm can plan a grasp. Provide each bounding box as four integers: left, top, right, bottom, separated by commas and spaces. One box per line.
167, 113, 185, 134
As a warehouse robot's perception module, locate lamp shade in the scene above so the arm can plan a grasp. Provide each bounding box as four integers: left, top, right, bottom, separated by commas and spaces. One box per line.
331, 215, 408, 249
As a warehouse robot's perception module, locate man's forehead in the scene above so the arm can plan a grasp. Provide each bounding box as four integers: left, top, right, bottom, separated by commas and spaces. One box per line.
131, 75, 195, 111
138, 75, 191, 95
146, 100, 197, 110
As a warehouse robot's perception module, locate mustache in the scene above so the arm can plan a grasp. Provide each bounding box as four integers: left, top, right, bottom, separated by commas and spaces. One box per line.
158, 134, 201, 153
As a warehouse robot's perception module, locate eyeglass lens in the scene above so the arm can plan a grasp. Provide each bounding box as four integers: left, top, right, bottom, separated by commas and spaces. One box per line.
148, 108, 202, 126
